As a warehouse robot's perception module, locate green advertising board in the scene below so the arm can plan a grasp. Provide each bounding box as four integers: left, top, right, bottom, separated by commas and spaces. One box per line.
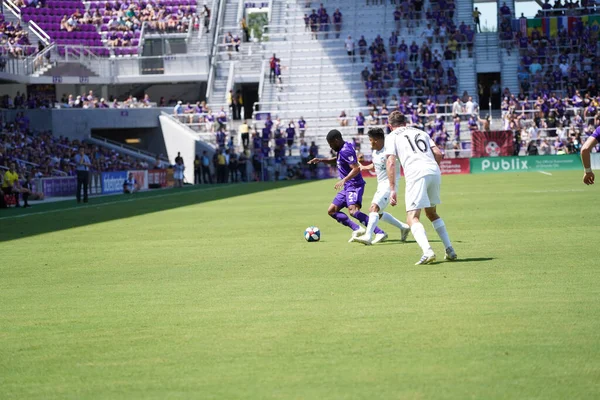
470, 155, 582, 174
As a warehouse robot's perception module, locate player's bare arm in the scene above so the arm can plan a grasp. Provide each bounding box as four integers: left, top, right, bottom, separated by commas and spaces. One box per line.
359, 163, 374, 171
307, 157, 336, 165
580, 136, 597, 185
335, 162, 361, 190
431, 145, 443, 166
386, 154, 397, 206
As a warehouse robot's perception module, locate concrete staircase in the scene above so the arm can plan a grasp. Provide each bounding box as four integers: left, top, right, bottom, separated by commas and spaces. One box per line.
456, 0, 477, 101
500, 52, 520, 95
206, 0, 239, 105
475, 33, 501, 72
498, 0, 520, 95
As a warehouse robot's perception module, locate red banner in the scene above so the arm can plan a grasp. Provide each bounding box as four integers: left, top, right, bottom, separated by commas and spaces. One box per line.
471, 131, 514, 158
439, 158, 470, 174
361, 159, 469, 177
148, 169, 167, 188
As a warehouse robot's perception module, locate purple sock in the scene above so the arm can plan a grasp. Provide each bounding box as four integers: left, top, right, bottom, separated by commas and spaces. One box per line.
331, 212, 360, 231
354, 211, 385, 234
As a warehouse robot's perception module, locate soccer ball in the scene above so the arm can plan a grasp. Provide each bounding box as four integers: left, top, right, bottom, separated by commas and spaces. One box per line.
304, 226, 321, 242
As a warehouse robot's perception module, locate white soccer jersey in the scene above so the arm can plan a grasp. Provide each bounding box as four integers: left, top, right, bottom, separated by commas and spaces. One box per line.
372, 145, 399, 189
384, 126, 440, 182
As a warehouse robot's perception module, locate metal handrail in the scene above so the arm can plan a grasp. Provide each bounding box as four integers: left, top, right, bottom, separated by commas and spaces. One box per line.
28, 20, 52, 46
25, 43, 55, 75
2, 0, 21, 18
138, 21, 147, 54
206, 0, 227, 100
88, 135, 168, 161
225, 61, 235, 103
267, 0, 273, 23
236, 0, 245, 27
257, 59, 266, 102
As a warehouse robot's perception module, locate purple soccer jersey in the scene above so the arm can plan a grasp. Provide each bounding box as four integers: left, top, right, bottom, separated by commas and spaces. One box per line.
592, 126, 600, 141
331, 142, 366, 209
336, 142, 364, 185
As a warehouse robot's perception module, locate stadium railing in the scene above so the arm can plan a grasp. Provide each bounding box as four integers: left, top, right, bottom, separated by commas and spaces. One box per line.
206, 0, 227, 101
87, 136, 168, 164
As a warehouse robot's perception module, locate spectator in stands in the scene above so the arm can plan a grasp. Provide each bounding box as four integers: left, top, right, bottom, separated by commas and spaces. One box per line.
473, 7, 482, 32
173, 101, 183, 116
333, 8, 342, 38
241, 17, 249, 42
345, 35, 355, 63
269, 54, 279, 83
356, 112, 365, 135
203, 5, 211, 33
338, 110, 348, 127
286, 122, 295, 156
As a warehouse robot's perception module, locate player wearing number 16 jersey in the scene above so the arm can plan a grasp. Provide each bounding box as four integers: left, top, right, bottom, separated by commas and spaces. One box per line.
385, 111, 457, 265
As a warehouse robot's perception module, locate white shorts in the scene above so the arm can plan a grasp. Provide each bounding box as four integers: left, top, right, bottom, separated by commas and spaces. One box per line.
372, 187, 391, 212
405, 174, 441, 212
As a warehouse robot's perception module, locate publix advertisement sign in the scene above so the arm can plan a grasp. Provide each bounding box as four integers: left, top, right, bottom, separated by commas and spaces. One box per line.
471, 155, 582, 174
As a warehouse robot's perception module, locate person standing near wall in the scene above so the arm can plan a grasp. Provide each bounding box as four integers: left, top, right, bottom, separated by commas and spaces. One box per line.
75, 147, 91, 203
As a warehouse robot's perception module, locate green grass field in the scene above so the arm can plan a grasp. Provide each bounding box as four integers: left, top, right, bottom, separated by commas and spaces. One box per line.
1, 171, 599, 399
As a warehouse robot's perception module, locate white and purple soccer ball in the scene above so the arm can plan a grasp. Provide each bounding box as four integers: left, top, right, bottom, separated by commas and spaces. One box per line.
304, 226, 321, 242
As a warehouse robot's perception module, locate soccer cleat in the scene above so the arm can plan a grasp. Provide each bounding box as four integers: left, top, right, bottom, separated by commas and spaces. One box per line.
445, 246, 458, 261
371, 232, 388, 244
348, 226, 366, 242
352, 235, 373, 245
400, 227, 410, 242
415, 254, 436, 265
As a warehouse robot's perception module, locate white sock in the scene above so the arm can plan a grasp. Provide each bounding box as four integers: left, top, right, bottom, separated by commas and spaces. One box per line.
364, 212, 379, 240
381, 212, 410, 230
411, 222, 433, 256
432, 218, 452, 249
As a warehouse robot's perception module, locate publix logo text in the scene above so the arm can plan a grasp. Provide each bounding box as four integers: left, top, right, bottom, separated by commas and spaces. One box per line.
481, 159, 528, 171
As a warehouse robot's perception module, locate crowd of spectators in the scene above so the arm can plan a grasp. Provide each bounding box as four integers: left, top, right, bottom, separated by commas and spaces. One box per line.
0, 91, 161, 109
94, 2, 199, 37
358, 37, 464, 107
498, 1, 599, 97
0, 115, 151, 182
337, 2, 477, 108
536, 0, 598, 17
0, 18, 32, 58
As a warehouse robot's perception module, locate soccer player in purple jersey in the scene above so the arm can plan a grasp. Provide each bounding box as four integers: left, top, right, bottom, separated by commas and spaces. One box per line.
308, 130, 387, 243
581, 125, 599, 185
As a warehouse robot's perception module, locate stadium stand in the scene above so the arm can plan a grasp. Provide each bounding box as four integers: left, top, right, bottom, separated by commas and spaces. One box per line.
0, 116, 164, 178
246, 0, 479, 157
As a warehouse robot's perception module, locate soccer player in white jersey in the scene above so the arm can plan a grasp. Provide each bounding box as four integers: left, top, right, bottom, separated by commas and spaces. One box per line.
385, 111, 457, 265
351, 128, 411, 245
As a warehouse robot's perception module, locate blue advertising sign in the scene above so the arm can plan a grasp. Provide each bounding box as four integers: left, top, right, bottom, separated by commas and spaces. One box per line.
101, 171, 127, 194
41, 177, 77, 197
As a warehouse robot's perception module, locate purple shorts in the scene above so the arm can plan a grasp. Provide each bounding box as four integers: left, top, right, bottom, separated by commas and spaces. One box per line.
332, 184, 364, 209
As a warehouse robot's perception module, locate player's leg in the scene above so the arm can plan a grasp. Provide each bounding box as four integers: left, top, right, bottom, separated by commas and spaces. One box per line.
380, 211, 411, 241
352, 202, 381, 244
346, 185, 385, 240
328, 193, 361, 233
423, 175, 456, 260
405, 178, 435, 264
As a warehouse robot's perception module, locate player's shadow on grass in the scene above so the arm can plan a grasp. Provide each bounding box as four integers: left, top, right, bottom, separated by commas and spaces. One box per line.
0, 181, 312, 243
380, 239, 465, 245
451, 257, 495, 263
